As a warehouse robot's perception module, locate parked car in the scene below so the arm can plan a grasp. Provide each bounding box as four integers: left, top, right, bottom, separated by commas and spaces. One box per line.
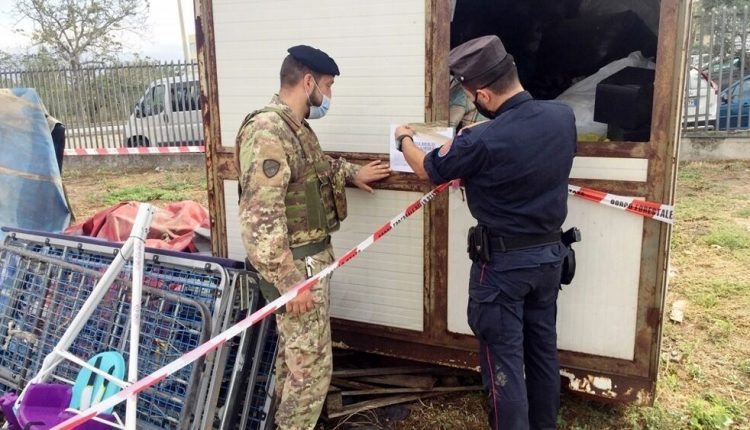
684, 67, 718, 128
123, 75, 203, 147
718, 73, 750, 130
706, 57, 742, 90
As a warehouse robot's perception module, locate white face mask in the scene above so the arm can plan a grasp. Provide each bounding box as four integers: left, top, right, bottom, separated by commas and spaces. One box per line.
306, 79, 331, 119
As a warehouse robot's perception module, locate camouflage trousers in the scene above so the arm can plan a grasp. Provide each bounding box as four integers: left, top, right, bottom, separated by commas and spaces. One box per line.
274, 246, 334, 430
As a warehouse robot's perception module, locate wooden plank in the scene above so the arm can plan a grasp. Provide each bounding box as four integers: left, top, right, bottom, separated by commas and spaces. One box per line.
330, 377, 380, 390
423, 0, 452, 364
576, 141, 652, 158
341, 385, 482, 397
196, 0, 228, 257
332, 366, 437, 378
355, 374, 437, 389
326, 392, 445, 419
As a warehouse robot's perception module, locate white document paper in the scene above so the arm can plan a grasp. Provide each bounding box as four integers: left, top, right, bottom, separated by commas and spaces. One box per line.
389, 125, 455, 173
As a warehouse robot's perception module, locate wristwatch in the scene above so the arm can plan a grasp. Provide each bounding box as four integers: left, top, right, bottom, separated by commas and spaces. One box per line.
395, 134, 413, 152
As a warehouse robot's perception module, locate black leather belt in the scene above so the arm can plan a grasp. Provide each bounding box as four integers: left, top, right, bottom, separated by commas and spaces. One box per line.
489, 231, 561, 252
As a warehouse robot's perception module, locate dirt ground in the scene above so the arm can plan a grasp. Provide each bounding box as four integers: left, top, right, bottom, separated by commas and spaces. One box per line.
61, 161, 750, 430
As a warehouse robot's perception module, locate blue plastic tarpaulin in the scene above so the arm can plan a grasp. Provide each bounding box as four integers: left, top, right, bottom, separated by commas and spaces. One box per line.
0, 88, 70, 241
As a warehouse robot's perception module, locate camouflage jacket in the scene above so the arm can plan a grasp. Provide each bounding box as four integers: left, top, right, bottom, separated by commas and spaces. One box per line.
237, 95, 360, 293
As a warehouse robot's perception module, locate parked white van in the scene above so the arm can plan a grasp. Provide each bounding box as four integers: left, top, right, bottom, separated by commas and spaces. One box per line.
684, 66, 718, 128
123, 76, 204, 147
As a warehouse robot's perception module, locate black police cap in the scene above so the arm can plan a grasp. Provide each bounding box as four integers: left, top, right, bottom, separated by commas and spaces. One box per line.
288, 45, 340, 76
449, 35, 514, 90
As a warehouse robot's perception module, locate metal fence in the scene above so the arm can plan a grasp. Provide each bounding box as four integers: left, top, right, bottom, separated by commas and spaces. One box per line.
684, 7, 750, 132
0, 61, 203, 149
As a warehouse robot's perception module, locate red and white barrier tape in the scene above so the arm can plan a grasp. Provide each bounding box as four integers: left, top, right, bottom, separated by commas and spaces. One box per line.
63, 146, 205, 156
568, 185, 674, 224
51, 180, 454, 430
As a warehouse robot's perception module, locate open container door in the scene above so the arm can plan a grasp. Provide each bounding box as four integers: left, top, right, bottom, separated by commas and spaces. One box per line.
197, 0, 691, 403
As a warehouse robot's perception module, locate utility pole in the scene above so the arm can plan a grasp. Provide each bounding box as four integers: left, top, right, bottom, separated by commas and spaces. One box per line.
177, 0, 190, 61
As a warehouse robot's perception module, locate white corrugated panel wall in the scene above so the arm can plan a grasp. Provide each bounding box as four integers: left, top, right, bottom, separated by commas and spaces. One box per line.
212, 0, 426, 152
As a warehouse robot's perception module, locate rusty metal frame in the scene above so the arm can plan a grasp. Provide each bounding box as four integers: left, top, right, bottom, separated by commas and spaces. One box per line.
196, 0, 691, 403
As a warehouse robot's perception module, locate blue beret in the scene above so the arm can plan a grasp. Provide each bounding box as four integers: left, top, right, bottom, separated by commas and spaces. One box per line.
288, 45, 340, 76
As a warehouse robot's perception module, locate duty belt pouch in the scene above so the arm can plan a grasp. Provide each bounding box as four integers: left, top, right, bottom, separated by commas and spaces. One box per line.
311, 159, 341, 232
560, 227, 582, 285
467, 225, 490, 263
561, 248, 577, 285
317, 175, 340, 231
304, 176, 328, 230
246, 259, 285, 313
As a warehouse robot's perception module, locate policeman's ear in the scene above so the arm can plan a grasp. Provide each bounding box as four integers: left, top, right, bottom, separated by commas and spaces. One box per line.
476, 88, 492, 104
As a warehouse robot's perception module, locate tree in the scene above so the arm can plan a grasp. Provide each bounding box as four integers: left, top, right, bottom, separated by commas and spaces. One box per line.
0, 47, 62, 70
13, 0, 149, 70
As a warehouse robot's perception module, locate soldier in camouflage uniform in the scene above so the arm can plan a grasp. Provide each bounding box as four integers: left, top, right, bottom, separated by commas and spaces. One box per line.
236, 45, 391, 430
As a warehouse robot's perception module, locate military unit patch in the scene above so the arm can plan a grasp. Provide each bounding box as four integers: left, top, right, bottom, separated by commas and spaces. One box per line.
263, 159, 281, 178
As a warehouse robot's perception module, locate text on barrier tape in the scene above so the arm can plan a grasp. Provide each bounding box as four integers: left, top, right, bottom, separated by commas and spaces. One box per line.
568, 185, 674, 224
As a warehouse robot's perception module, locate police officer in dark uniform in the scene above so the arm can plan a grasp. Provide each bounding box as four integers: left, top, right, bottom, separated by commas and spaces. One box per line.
395, 35, 577, 430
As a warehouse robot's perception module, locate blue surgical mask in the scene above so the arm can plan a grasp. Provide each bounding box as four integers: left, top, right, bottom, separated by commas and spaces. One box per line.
306, 79, 331, 119
309, 94, 330, 119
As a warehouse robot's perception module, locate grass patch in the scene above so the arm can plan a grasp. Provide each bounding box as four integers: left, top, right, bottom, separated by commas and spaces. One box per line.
687, 394, 739, 430
704, 224, 750, 250
557, 395, 621, 429
678, 341, 698, 359
676, 196, 729, 222
692, 292, 719, 309
688, 280, 749, 311
663, 370, 681, 391
708, 280, 750, 299
736, 207, 750, 218
708, 318, 735, 341
689, 365, 706, 382
678, 165, 703, 182
103, 182, 190, 204
625, 405, 681, 430
102, 172, 197, 205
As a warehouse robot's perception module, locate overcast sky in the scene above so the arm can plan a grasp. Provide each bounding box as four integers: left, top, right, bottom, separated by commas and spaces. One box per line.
0, 0, 194, 61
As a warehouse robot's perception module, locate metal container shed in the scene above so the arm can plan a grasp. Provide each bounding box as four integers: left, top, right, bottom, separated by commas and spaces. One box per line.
193, 0, 691, 403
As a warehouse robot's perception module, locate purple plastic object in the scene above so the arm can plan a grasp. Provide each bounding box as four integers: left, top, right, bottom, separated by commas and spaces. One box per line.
56, 410, 117, 430
2, 384, 116, 430
17, 383, 72, 429
0, 391, 21, 429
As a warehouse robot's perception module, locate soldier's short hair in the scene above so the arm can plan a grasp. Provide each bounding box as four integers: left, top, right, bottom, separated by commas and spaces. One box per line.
280, 55, 321, 88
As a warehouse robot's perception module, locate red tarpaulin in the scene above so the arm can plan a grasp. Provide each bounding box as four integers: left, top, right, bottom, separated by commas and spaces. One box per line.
65, 201, 211, 253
